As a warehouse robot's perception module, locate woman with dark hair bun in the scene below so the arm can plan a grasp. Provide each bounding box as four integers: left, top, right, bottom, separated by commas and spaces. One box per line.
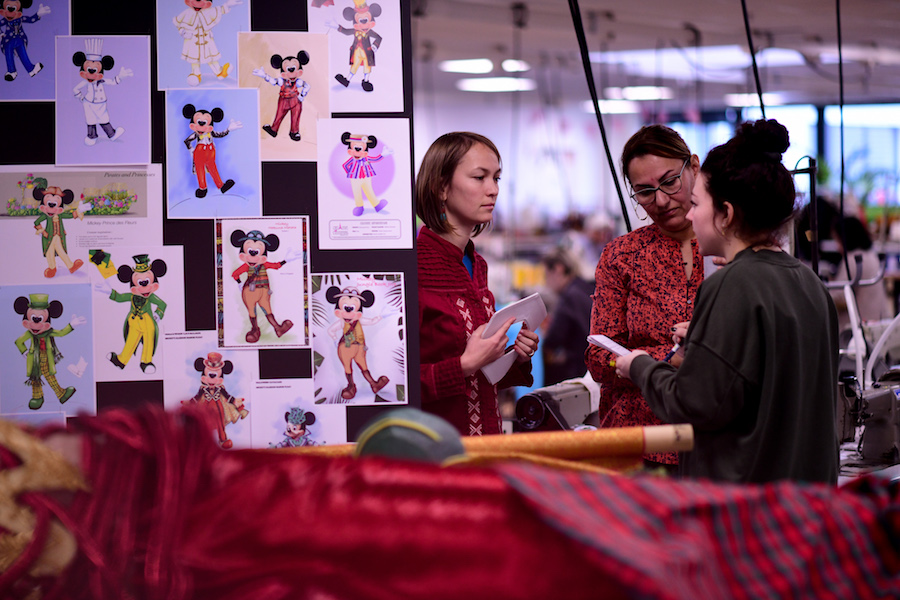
614, 119, 840, 484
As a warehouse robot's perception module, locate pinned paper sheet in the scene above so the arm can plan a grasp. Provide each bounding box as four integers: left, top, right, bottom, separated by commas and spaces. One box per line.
481, 293, 547, 385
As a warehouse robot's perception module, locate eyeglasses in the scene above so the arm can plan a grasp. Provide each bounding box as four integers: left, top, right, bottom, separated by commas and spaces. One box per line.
629, 159, 689, 205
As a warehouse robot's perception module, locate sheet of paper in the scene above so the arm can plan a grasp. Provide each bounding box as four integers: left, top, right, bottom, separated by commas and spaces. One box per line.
481, 293, 547, 385
586, 334, 631, 356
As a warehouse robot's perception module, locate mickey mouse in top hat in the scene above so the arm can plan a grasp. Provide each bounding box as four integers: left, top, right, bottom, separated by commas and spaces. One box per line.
326, 0, 382, 92
14, 293, 86, 410
106, 254, 167, 374
185, 351, 247, 449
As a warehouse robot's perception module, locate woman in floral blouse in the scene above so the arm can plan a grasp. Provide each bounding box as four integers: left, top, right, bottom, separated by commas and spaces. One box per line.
585, 125, 704, 468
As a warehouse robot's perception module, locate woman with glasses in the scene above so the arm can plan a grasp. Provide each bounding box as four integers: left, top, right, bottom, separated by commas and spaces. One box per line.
613, 119, 839, 484
585, 125, 702, 471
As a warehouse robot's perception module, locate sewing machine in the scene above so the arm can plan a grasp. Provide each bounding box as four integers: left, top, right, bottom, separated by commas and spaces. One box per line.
514, 378, 599, 432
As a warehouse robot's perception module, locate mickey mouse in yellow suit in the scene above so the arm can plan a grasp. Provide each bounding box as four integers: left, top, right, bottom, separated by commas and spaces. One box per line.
105, 254, 167, 375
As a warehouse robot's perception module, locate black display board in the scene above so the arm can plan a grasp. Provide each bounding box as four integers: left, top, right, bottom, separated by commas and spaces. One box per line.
0, 0, 419, 441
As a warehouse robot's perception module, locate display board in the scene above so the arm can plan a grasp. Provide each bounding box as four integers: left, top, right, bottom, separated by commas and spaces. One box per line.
0, 0, 418, 445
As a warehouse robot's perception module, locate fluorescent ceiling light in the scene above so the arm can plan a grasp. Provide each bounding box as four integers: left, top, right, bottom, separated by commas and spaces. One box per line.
583, 99, 639, 114
590, 45, 805, 85
807, 44, 900, 66
502, 59, 530, 73
439, 58, 494, 74
457, 77, 536, 92
825, 104, 900, 127
604, 86, 673, 101
724, 92, 784, 107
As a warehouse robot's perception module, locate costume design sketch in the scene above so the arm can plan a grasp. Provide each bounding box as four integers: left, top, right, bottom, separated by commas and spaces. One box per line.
72, 39, 133, 146
14, 293, 86, 410
173, 0, 242, 85
1, 0, 48, 81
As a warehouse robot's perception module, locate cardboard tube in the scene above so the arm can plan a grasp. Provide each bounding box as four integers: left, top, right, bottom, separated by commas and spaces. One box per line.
643, 424, 694, 454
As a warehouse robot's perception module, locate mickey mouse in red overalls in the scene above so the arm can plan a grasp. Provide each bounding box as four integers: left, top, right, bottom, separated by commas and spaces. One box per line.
182, 103, 241, 198
253, 51, 310, 142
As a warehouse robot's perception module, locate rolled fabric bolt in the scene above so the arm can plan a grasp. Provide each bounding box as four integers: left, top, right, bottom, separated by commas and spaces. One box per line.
281, 424, 695, 461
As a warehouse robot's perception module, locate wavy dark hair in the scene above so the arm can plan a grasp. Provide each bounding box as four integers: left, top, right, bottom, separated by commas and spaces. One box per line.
620, 124, 692, 185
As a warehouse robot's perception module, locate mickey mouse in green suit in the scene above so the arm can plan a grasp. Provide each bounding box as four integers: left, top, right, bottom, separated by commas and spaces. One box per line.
14, 293, 86, 410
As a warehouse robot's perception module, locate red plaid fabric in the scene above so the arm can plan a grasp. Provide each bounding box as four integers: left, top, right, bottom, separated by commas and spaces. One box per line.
498, 463, 900, 599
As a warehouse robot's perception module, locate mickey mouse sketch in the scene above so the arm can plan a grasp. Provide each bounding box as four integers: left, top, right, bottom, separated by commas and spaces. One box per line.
97, 254, 167, 374
32, 185, 91, 278
14, 293, 86, 410
341, 132, 392, 217
270, 407, 317, 448
73, 39, 133, 146
173, 0, 242, 86
183, 351, 247, 449
182, 103, 242, 198
230, 229, 294, 343
326, 0, 382, 92
1, 0, 49, 82
253, 51, 310, 142
325, 286, 388, 400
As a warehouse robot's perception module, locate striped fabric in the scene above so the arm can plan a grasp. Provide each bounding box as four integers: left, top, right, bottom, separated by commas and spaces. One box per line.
498, 463, 900, 599
342, 155, 384, 179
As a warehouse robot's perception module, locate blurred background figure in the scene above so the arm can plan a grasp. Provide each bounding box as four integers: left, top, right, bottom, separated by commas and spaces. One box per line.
795, 196, 892, 331
539, 247, 593, 386
558, 211, 617, 280
581, 212, 617, 276
828, 215, 892, 330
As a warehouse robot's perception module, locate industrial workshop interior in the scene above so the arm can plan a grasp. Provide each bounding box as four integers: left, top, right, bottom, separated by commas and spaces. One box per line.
2, 0, 900, 597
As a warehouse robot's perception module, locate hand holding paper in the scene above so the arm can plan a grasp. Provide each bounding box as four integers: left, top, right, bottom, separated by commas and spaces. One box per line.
480, 293, 547, 384
461, 320, 514, 378
513, 323, 539, 363
586, 334, 631, 356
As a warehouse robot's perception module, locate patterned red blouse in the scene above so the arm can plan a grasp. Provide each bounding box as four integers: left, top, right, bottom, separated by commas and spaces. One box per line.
585, 224, 704, 463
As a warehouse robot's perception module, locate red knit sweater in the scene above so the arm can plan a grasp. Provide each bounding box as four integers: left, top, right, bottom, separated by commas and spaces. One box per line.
417, 227, 532, 435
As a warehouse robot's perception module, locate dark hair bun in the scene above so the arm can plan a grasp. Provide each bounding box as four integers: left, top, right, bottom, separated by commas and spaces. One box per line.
735, 119, 790, 163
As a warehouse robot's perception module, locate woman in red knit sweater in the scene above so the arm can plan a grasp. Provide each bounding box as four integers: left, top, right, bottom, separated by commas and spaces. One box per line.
416, 132, 539, 436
